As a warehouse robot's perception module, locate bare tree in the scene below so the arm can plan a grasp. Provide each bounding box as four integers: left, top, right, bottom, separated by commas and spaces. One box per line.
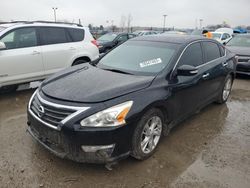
127, 14, 133, 32
120, 15, 127, 32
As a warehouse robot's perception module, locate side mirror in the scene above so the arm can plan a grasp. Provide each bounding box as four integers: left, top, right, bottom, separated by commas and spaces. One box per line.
177, 65, 198, 76
0, 41, 6, 50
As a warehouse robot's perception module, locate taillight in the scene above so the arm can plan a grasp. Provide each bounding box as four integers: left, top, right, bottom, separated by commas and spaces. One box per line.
91, 40, 98, 47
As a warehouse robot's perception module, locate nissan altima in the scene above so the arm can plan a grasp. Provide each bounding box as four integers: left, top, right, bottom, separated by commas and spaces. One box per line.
27, 35, 236, 166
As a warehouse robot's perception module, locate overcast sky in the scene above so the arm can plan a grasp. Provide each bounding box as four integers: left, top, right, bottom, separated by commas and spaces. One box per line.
1, 0, 249, 28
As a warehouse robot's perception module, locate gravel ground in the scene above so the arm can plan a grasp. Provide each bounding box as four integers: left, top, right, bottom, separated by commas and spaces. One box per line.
0, 77, 249, 188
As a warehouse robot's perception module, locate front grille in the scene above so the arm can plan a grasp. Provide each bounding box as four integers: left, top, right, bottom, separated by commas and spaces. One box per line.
30, 94, 76, 128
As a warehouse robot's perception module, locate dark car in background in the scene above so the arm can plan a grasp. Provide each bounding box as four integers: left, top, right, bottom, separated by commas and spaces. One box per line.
226, 34, 250, 75
27, 35, 236, 166
97, 32, 136, 53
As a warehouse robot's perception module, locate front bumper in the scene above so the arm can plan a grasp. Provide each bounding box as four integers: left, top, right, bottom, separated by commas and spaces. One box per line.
27, 112, 132, 164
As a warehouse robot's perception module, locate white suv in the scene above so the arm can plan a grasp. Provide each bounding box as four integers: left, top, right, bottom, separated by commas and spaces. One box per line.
0, 21, 99, 92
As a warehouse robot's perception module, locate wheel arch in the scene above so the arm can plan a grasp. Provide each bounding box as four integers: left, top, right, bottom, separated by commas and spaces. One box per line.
72, 56, 91, 66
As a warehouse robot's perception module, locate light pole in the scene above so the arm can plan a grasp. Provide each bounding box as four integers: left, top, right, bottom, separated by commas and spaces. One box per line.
163, 15, 167, 32
199, 19, 203, 29
52, 7, 58, 22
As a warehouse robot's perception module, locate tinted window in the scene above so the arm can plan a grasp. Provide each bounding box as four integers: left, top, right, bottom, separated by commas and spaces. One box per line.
0, 27, 37, 49
67, 28, 84, 42
203, 42, 221, 62
98, 33, 117, 42
97, 41, 179, 76
178, 42, 203, 67
40, 27, 68, 45
117, 35, 128, 42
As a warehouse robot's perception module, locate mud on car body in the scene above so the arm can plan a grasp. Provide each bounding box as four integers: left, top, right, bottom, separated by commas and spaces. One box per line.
27, 35, 236, 165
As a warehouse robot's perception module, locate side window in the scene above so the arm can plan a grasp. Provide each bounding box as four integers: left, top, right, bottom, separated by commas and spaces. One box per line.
67, 28, 84, 42
178, 42, 203, 67
117, 35, 128, 42
221, 34, 227, 40
226, 33, 230, 38
202, 42, 221, 62
0, 27, 37, 50
39, 27, 68, 45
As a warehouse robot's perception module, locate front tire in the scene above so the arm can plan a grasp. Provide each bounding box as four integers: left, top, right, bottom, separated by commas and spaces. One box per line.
131, 108, 164, 160
216, 75, 233, 104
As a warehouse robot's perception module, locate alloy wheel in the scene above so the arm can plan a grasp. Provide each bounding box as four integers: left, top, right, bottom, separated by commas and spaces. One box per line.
140, 116, 162, 154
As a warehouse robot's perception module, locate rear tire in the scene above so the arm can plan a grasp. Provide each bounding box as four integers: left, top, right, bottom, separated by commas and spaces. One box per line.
216, 75, 233, 104
0, 85, 18, 94
131, 108, 164, 160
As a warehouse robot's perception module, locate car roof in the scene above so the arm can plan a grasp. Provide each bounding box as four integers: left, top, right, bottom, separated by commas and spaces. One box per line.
130, 34, 207, 44
211, 32, 224, 34
0, 22, 87, 30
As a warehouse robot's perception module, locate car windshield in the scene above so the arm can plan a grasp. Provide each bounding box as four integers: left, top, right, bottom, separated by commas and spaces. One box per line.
98, 33, 117, 42
97, 41, 179, 76
227, 35, 250, 47
212, 33, 222, 40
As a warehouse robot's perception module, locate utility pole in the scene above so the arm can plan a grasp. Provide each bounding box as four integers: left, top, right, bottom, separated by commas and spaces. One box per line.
199, 19, 203, 29
52, 7, 58, 22
163, 15, 167, 32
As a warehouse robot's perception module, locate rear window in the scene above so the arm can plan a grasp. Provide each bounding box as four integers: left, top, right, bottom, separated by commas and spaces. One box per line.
39, 27, 69, 45
202, 42, 221, 62
97, 41, 179, 76
67, 28, 84, 42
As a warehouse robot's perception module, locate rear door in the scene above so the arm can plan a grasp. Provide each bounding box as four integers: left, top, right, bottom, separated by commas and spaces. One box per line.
199, 41, 226, 105
39, 27, 76, 76
0, 27, 44, 86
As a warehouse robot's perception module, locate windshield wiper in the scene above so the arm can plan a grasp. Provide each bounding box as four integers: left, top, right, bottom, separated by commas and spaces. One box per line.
103, 68, 133, 75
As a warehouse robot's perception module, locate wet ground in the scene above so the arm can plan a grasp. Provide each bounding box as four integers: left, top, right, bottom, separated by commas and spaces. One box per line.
0, 77, 249, 188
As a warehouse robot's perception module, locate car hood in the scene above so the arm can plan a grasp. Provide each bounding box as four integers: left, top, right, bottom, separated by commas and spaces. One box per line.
226, 46, 250, 56
41, 64, 154, 103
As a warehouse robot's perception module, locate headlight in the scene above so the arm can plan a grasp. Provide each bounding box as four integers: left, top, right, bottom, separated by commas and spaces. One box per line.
98, 45, 103, 48
80, 101, 133, 127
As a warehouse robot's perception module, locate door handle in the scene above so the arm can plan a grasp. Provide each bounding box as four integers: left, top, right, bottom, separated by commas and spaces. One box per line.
222, 62, 228, 67
69, 47, 76, 50
32, 51, 40, 55
202, 73, 210, 79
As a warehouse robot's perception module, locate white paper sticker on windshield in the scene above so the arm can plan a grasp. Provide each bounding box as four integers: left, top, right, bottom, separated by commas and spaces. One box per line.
140, 58, 162, 68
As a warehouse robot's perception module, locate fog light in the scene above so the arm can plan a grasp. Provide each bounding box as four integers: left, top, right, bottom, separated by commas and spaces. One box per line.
81, 144, 115, 153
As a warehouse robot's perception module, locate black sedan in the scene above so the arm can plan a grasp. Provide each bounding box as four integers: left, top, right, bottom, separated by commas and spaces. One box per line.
27, 35, 236, 166
226, 34, 250, 75
97, 32, 136, 53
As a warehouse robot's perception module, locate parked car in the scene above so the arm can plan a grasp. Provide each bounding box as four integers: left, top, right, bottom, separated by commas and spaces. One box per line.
161, 30, 187, 35
133, 30, 158, 36
97, 32, 136, 53
211, 32, 232, 44
27, 35, 236, 166
226, 34, 250, 75
0, 21, 99, 93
